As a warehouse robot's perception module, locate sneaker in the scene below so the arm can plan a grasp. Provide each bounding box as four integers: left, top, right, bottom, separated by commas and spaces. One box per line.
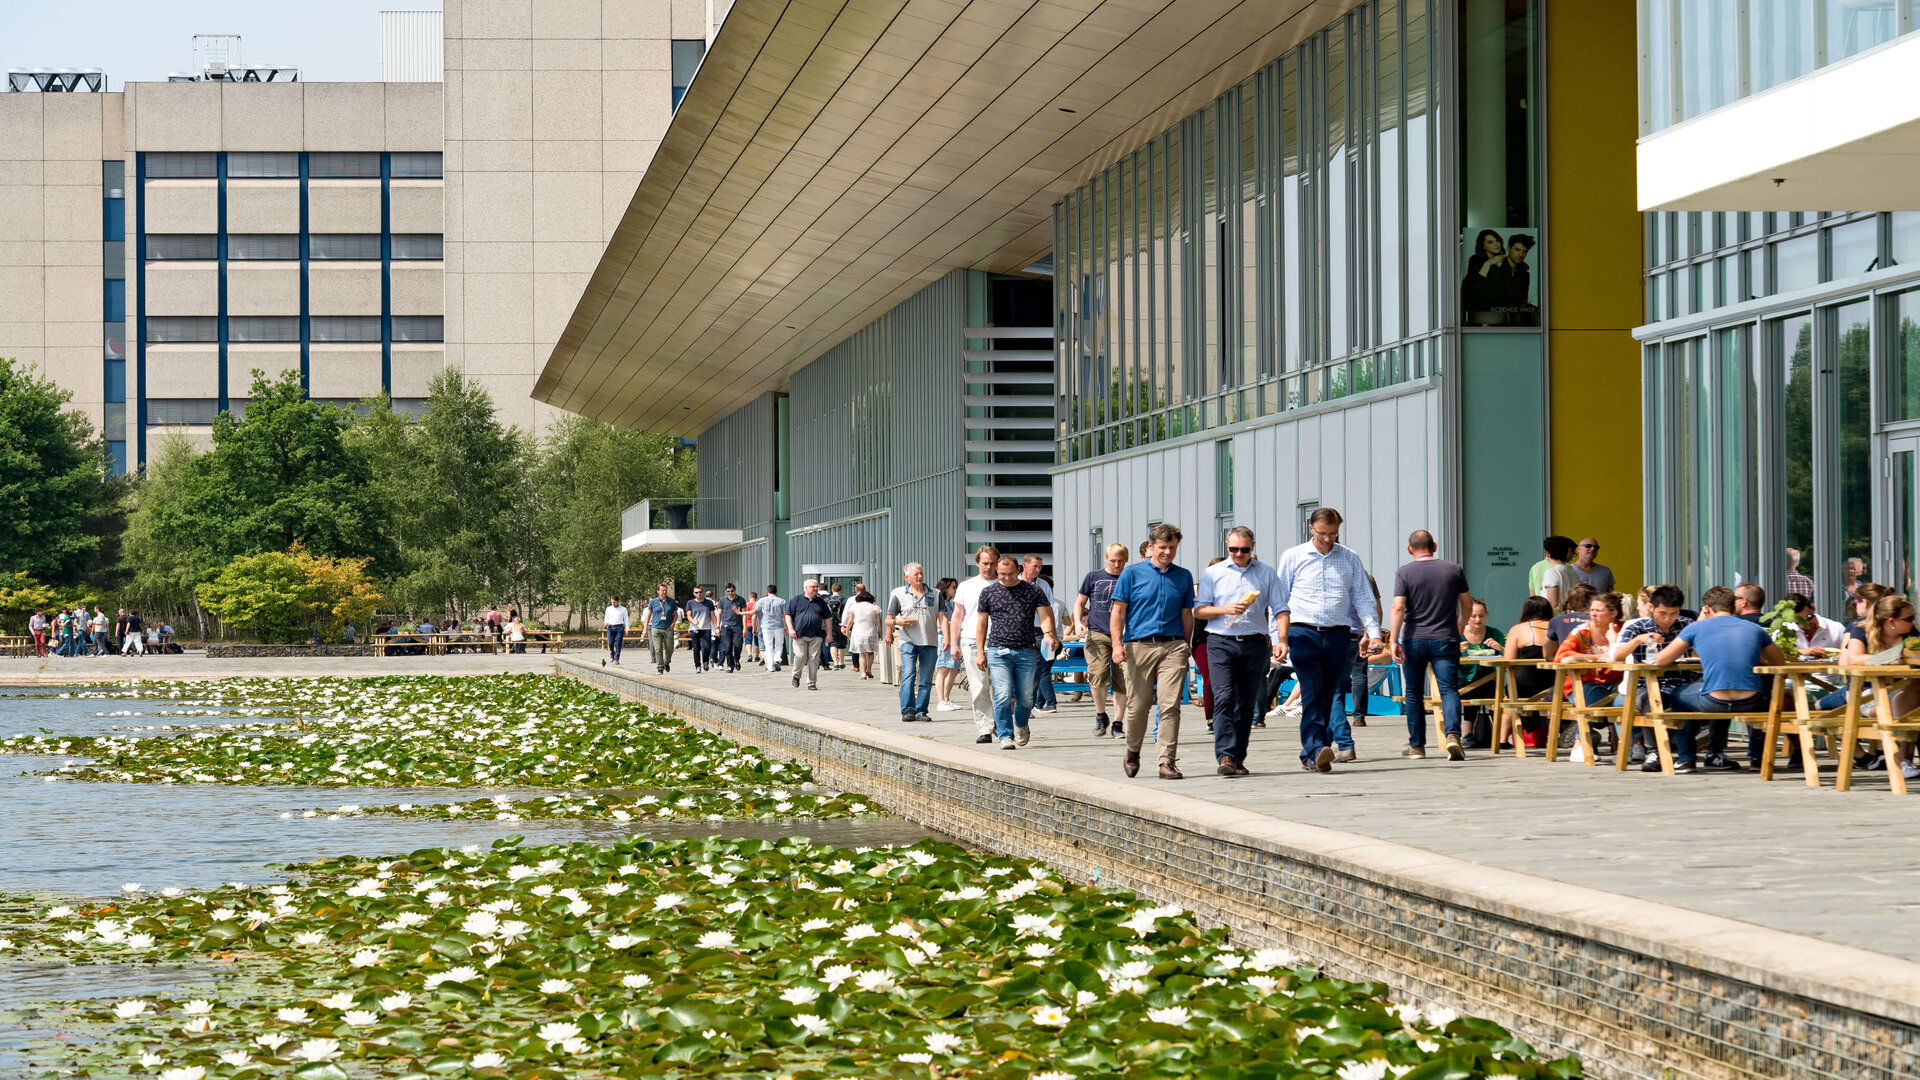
1672, 760, 1698, 774
1702, 754, 1742, 772
1902, 760, 1920, 781
1401, 746, 1426, 759
1629, 743, 1647, 765
1014, 726, 1031, 748
1279, 703, 1303, 718
935, 701, 960, 711
1445, 734, 1465, 761
1571, 742, 1590, 764
1093, 713, 1110, 737
901, 712, 915, 722
975, 734, 993, 744
1334, 748, 1357, 763
806, 684, 818, 690
1640, 756, 1663, 772
1315, 747, 1335, 772
1862, 753, 1888, 771
1033, 706, 1057, 715
999, 737, 1016, 750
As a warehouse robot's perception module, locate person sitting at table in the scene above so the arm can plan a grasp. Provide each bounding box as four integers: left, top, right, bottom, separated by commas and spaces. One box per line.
1789, 594, 1846, 656
1501, 595, 1558, 750
1610, 583, 1696, 768
1553, 591, 1626, 756
506, 614, 526, 653
1546, 584, 1597, 651
1648, 585, 1787, 774
417, 616, 436, 635
1834, 593, 1920, 780
1458, 598, 1504, 748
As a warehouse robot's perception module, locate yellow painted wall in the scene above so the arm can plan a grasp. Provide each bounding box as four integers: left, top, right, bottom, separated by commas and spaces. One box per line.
1545, 0, 1645, 593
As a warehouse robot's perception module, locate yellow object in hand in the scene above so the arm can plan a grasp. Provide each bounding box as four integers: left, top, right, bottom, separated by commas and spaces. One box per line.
1240, 591, 1260, 606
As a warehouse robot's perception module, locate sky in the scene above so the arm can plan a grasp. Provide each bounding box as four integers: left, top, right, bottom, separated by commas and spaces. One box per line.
1, 0, 441, 88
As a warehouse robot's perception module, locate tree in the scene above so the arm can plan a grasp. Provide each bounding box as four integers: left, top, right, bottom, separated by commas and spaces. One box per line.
119, 432, 204, 620
536, 415, 695, 627
0, 571, 94, 634
0, 357, 112, 586
158, 369, 395, 581
195, 545, 383, 643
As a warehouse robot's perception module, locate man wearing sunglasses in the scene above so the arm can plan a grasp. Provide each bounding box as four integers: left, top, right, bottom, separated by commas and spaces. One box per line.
1572, 537, 1615, 593
1194, 527, 1285, 776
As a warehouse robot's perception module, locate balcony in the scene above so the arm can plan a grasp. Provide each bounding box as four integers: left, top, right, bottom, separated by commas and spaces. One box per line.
620, 497, 745, 553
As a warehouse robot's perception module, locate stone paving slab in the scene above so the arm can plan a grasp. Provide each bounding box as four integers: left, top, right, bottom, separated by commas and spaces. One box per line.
631, 658, 1920, 966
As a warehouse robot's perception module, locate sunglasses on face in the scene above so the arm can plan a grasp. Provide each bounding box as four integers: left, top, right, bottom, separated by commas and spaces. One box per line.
1227, 546, 1252, 554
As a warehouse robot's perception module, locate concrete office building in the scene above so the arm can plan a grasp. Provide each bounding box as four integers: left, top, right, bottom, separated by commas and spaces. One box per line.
0, 0, 727, 469
542, 0, 1643, 618
1634, 3, 1920, 613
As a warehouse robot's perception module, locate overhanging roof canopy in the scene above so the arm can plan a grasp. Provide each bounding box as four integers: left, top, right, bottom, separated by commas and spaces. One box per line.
535, 0, 1356, 437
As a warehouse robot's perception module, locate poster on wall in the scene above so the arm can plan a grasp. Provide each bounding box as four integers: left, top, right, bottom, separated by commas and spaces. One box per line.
1461, 227, 1539, 327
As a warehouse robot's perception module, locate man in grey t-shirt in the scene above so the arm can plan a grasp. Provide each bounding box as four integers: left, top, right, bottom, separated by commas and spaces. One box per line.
886, 562, 949, 722
1389, 530, 1471, 761
1572, 537, 1615, 593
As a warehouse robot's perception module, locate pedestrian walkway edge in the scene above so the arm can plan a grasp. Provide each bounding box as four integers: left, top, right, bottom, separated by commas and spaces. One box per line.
557, 658, 1920, 1080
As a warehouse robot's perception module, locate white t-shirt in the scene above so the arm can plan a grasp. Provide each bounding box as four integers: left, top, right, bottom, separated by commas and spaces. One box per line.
952, 575, 993, 645
604, 604, 630, 627
1795, 615, 1846, 652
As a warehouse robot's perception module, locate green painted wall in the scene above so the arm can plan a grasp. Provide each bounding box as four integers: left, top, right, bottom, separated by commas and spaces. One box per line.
1461, 333, 1547, 623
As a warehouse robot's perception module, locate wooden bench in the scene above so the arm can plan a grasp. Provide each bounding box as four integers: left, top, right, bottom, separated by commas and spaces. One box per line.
1542, 660, 1627, 765
1749, 663, 1847, 786
1828, 665, 1920, 794
1479, 657, 1559, 759
0, 635, 32, 658
1615, 662, 1815, 777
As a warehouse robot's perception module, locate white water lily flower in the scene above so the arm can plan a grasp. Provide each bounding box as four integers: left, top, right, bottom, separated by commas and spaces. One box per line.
293, 931, 325, 947
923, 1031, 964, 1053
621, 973, 653, 989
180, 1000, 213, 1015
125, 931, 157, 949
426, 890, 452, 906
1148, 1005, 1192, 1026
605, 934, 638, 949
1416, 1038, 1440, 1052
217, 1051, 251, 1067
567, 899, 591, 916
819, 964, 855, 989
539, 978, 572, 994
842, 923, 878, 943
1120, 911, 1160, 937
472, 1051, 507, 1068
695, 929, 736, 949
1031, 1005, 1069, 1027
897, 1051, 933, 1063
341, 1010, 380, 1026
182, 1016, 215, 1033
275, 1006, 310, 1023
462, 911, 500, 938
350, 947, 383, 967
292, 1038, 341, 1063
536, 1021, 581, 1045
1339, 1061, 1391, 1080
939, 886, 988, 901
1033, 1073, 1075, 1080
1424, 1004, 1459, 1027
122, 883, 142, 894
497, 920, 530, 943
139, 1052, 166, 1068
1296, 1025, 1326, 1041
722, 899, 748, 914
158, 1068, 204, 1080
854, 971, 897, 993
793, 1014, 830, 1036
318, 992, 357, 1010
780, 986, 819, 1005
602, 882, 629, 895
1247, 947, 1299, 971
1117, 960, 1155, 979
1247, 975, 1280, 995
254, 1033, 291, 1051
1024, 942, 1055, 959
44, 905, 73, 919
113, 1000, 149, 1019
799, 918, 831, 932
653, 892, 687, 910
379, 992, 412, 1012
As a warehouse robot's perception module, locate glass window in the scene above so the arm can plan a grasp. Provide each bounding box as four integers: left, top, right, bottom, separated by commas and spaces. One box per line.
227, 234, 300, 260
1745, 247, 1768, 299
392, 315, 444, 343
146, 399, 218, 426
1778, 313, 1815, 598
1642, 0, 1672, 131
1327, 19, 1349, 357
103, 197, 125, 242
104, 358, 125, 401
1378, 0, 1403, 345
102, 159, 125, 199
145, 234, 217, 260
1405, 0, 1432, 336
1828, 0, 1898, 63
227, 316, 299, 343
1749, 0, 1815, 93
1834, 300, 1873, 601
389, 152, 442, 179
227, 152, 298, 178
1894, 213, 1920, 267
147, 316, 217, 343
145, 152, 215, 179
391, 233, 443, 260
1894, 288, 1920, 421
103, 279, 125, 323
1774, 234, 1818, 294
310, 234, 382, 260
105, 402, 126, 435
310, 316, 382, 343
1716, 326, 1751, 584
1459, 0, 1540, 328
1828, 218, 1880, 280
671, 39, 705, 109
309, 152, 381, 179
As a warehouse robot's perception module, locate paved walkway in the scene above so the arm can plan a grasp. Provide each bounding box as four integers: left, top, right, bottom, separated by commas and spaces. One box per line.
640, 658, 1920, 964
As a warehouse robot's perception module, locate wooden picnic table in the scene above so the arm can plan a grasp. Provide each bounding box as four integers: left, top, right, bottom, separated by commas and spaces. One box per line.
1751, 662, 1849, 787
1541, 658, 1625, 765
1818, 663, 1920, 794
1476, 657, 1559, 760
0, 634, 32, 657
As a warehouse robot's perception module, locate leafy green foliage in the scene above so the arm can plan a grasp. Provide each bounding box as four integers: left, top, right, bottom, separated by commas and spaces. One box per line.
309, 787, 882, 823
119, 431, 209, 615
0, 570, 95, 633
536, 414, 696, 623
193, 546, 384, 644
0, 356, 113, 586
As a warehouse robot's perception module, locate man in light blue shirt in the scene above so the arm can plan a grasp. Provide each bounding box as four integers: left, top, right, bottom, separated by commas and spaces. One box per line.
1194, 525, 1285, 775
1274, 507, 1381, 772
1109, 523, 1195, 780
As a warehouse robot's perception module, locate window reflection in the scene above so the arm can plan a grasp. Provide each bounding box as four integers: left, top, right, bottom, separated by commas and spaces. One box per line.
1779, 314, 1815, 600
1835, 301, 1874, 603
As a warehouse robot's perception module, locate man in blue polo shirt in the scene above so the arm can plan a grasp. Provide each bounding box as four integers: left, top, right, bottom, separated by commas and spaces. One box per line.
1110, 522, 1196, 780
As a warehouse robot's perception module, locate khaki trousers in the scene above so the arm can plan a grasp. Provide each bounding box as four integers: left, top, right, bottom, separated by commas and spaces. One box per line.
1123, 638, 1191, 765
962, 645, 996, 736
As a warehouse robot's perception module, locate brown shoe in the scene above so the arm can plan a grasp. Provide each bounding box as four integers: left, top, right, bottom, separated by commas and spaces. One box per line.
1232, 759, 1251, 776
1315, 747, 1335, 772
1446, 734, 1465, 761
1353, 717, 1367, 727
1123, 750, 1141, 778
1402, 746, 1427, 759
1334, 748, 1357, 763
1159, 762, 1184, 780
1218, 756, 1238, 776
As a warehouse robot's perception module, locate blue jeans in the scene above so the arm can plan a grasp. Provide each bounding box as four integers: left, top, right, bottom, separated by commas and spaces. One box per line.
720, 625, 742, 669
1401, 638, 1461, 748
607, 624, 626, 662
899, 642, 937, 714
1289, 625, 1353, 764
1325, 637, 1360, 750
986, 646, 1041, 740
1673, 682, 1767, 763
1035, 652, 1057, 709
690, 629, 713, 668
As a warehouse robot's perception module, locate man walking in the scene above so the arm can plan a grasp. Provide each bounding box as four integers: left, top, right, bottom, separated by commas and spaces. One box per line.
685, 586, 717, 672
1194, 527, 1283, 776
645, 583, 679, 674
28, 608, 47, 657
824, 582, 848, 670
719, 584, 747, 671
1274, 508, 1381, 773
949, 545, 1002, 744
1018, 555, 1061, 714
603, 595, 630, 665
90, 606, 109, 656
1074, 543, 1131, 737
1110, 523, 1196, 780
974, 555, 1060, 749
756, 586, 787, 671
121, 610, 145, 656
1390, 530, 1471, 761
785, 579, 834, 689
888, 562, 947, 722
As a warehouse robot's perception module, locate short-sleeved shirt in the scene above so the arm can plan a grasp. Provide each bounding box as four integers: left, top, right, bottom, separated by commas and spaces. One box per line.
1546, 612, 1588, 647
977, 580, 1049, 650
645, 598, 678, 629
1078, 570, 1120, 635
1618, 614, 1698, 691
887, 585, 949, 647
1573, 562, 1615, 592
684, 598, 716, 630
788, 594, 834, 639
1110, 560, 1195, 640
1026, 576, 1056, 628
952, 575, 994, 645
1678, 616, 1772, 695
719, 595, 746, 628
1392, 557, 1469, 640
1540, 562, 1580, 603
755, 595, 786, 630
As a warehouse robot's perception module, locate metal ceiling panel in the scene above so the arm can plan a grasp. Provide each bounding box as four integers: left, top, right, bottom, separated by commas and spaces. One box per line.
535, 0, 1357, 435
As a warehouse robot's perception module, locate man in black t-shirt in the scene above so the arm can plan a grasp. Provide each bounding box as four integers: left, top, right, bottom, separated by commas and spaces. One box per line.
784, 581, 835, 690
823, 583, 848, 669
718, 584, 747, 672
121, 610, 145, 656
973, 556, 1059, 751
1388, 531, 1470, 760
1074, 543, 1131, 737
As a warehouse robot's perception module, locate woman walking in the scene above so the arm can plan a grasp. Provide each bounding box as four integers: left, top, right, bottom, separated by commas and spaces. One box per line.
841, 587, 885, 679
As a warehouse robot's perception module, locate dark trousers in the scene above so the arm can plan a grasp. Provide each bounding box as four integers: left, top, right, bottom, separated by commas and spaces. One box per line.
1208, 634, 1268, 763
1674, 682, 1769, 764
690, 629, 714, 668
1259, 661, 1295, 723
1289, 625, 1352, 764
1035, 652, 1057, 708
607, 624, 626, 662
720, 625, 742, 669
1401, 638, 1462, 747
